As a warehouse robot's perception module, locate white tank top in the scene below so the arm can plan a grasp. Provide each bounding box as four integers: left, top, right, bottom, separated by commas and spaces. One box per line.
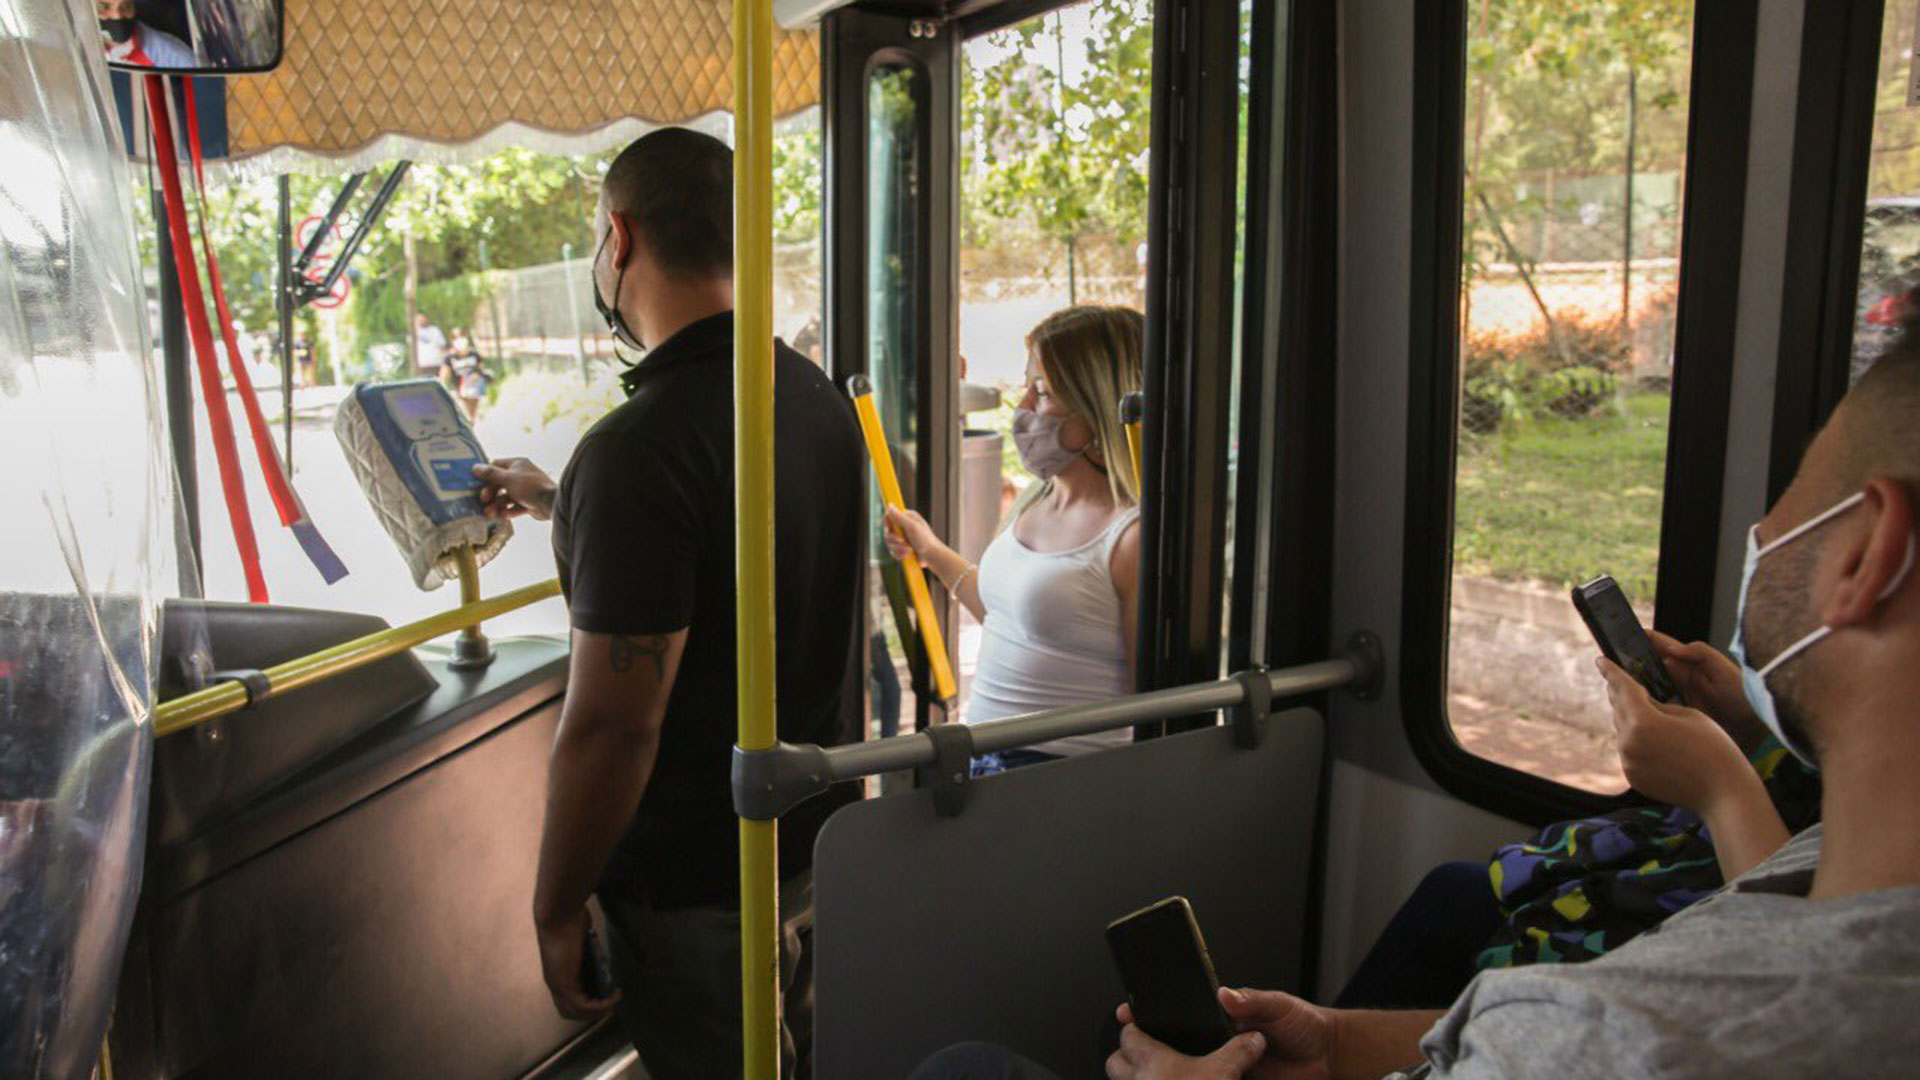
966, 503, 1139, 756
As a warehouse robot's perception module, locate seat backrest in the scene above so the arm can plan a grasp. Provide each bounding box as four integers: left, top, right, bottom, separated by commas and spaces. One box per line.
814, 708, 1325, 1079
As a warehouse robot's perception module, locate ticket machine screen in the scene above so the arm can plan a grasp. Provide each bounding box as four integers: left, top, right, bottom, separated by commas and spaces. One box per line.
352, 381, 489, 522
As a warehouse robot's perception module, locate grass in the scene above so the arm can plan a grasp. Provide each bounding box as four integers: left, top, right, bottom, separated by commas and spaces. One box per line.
1454, 391, 1669, 602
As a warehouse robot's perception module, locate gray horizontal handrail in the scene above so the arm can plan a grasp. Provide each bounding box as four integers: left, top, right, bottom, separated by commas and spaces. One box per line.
733, 631, 1383, 821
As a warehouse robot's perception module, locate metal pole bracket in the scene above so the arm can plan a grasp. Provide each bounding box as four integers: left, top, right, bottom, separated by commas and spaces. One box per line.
919, 723, 975, 817
1343, 630, 1385, 701
210, 668, 270, 710
1231, 665, 1271, 748
732, 741, 833, 822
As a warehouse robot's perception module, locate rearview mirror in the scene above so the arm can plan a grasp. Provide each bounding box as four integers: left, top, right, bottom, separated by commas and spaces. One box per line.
100, 0, 283, 75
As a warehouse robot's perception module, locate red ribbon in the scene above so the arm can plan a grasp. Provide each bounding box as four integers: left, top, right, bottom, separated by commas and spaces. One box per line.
144, 74, 269, 603
180, 81, 304, 527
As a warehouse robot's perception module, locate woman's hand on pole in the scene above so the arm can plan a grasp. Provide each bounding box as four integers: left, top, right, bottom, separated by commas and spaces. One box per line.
884, 506, 938, 562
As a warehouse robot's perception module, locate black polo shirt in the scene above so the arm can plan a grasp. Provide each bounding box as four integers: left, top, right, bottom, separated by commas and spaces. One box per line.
551, 311, 864, 909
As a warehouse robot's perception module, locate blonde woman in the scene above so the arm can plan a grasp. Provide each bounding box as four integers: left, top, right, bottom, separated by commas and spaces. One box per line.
886, 305, 1144, 773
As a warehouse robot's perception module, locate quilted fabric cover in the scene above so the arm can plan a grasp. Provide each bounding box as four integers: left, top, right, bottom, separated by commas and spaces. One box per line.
225, 0, 819, 159
333, 390, 512, 592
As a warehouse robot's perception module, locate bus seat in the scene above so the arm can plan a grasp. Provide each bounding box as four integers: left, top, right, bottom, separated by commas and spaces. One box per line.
813, 708, 1325, 1079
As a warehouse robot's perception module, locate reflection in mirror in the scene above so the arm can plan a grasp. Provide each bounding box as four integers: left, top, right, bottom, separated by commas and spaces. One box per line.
99, 0, 282, 74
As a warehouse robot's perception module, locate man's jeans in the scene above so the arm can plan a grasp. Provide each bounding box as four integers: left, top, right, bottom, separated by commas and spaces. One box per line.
599, 871, 815, 1080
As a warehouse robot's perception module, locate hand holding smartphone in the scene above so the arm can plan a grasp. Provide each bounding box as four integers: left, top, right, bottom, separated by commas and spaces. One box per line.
1572, 575, 1681, 704
1106, 896, 1237, 1056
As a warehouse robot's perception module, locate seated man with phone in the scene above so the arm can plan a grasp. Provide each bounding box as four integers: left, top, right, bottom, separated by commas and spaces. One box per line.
912, 314, 1920, 1079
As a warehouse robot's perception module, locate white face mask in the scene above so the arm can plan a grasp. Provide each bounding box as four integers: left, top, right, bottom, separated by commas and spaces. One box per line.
1729, 490, 1916, 766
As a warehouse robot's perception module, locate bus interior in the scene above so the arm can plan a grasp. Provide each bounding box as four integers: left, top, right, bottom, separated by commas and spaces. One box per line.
4, 0, 1915, 1077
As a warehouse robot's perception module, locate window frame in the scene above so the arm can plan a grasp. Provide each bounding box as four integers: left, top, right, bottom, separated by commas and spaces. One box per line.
1231, 0, 1338, 681
1400, 0, 1757, 824
1136, 0, 1244, 726
824, 12, 961, 739
1770, 0, 1886, 503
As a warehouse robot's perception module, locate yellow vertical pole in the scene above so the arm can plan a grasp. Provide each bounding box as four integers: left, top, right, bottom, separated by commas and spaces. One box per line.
847, 378, 959, 705
733, 0, 781, 1076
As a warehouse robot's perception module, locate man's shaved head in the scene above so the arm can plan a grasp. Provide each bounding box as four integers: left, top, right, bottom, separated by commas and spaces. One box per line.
1832, 325, 1920, 501
600, 128, 732, 281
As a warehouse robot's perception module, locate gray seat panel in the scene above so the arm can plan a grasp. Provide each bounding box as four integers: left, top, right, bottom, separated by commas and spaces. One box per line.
814, 708, 1325, 1079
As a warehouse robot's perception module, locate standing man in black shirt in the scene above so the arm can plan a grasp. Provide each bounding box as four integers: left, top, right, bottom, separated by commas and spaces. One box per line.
472, 128, 863, 1080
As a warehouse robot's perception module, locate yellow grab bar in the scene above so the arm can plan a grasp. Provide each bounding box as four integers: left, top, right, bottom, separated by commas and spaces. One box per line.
846, 375, 960, 706
151, 578, 562, 737
1120, 391, 1145, 490
734, 0, 783, 1074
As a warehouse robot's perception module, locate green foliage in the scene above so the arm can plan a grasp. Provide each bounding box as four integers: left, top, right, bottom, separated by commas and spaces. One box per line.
1465, 0, 1693, 274
348, 271, 406, 354
772, 122, 823, 244
1455, 391, 1670, 598
377, 149, 604, 280
1463, 309, 1628, 433
961, 0, 1154, 250
153, 120, 824, 380
419, 273, 496, 336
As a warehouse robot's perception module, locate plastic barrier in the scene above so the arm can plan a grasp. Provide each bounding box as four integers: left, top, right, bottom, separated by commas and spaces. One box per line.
0, 1, 174, 1075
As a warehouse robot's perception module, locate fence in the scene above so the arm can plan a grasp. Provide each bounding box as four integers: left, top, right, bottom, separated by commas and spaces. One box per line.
1464, 170, 1683, 378
447, 240, 824, 371
960, 233, 1143, 309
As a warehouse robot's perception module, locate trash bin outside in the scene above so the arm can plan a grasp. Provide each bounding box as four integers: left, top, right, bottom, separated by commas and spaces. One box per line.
958, 428, 1004, 566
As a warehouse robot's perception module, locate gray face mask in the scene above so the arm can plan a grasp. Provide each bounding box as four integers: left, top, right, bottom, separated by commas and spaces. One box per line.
1011, 408, 1087, 480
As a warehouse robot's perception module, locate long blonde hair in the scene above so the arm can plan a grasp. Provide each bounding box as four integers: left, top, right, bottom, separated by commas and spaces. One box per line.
1016, 304, 1145, 510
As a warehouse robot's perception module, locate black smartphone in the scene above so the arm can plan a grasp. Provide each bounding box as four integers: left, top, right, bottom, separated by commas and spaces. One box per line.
1106, 896, 1236, 1056
1571, 574, 1680, 703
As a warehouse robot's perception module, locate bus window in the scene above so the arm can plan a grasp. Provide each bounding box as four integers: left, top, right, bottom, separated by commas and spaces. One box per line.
156, 151, 620, 638
868, 62, 928, 736
1221, 0, 1254, 668
956, 0, 1153, 717
1446, 2, 1697, 794
1847, 2, 1920, 384
158, 120, 823, 636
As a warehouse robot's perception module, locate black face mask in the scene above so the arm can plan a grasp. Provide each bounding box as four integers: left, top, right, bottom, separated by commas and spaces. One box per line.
100, 17, 135, 43
591, 224, 644, 354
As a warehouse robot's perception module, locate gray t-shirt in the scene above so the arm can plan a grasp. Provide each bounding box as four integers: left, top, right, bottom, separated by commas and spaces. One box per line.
1393, 825, 1920, 1079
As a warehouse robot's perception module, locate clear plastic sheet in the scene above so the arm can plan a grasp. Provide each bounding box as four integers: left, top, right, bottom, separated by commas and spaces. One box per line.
0, 0, 181, 1075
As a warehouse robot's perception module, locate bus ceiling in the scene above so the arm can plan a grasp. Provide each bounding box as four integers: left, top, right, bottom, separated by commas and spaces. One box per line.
161, 0, 823, 173
778, 1, 1074, 36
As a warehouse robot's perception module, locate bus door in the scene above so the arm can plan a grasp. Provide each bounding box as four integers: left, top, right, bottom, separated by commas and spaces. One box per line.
823, 0, 1277, 747
798, 0, 1350, 1074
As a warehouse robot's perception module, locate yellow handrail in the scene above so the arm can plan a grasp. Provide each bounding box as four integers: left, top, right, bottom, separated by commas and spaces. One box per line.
848, 378, 960, 705
1121, 391, 1145, 492
151, 578, 562, 737
733, 0, 782, 1075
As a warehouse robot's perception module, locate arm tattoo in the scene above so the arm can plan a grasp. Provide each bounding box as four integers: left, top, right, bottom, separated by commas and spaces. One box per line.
609, 634, 670, 680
